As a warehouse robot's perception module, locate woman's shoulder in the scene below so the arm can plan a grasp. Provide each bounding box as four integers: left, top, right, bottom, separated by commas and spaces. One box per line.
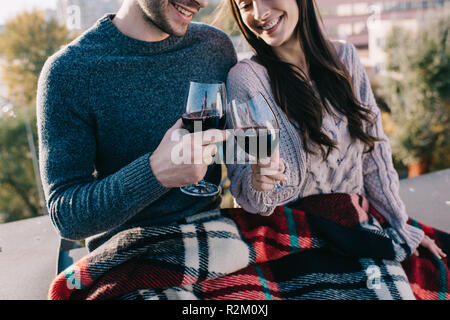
227, 57, 269, 85
226, 57, 271, 100
227, 57, 267, 80
329, 40, 360, 77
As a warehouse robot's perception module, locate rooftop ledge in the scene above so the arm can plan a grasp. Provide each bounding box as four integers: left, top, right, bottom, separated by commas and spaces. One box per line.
0, 168, 449, 300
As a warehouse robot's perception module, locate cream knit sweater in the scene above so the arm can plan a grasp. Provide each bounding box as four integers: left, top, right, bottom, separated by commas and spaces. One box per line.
226, 40, 424, 253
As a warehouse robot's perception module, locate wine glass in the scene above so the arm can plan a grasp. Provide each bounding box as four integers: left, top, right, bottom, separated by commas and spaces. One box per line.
227, 92, 298, 207
179, 81, 227, 197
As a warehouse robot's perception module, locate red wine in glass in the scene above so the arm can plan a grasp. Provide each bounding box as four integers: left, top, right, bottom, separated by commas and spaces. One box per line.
182, 110, 227, 133
234, 126, 279, 159
227, 93, 298, 207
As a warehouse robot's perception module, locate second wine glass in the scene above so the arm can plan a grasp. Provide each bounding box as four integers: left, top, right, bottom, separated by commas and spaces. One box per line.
227, 92, 298, 207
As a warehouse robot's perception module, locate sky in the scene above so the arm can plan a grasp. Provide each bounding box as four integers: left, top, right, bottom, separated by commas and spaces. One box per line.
0, 0, 57, 24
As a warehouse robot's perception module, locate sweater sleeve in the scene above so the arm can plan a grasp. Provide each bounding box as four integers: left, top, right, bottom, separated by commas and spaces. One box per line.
347, 43, 424, 253
225, 61, 301, 215
37, 55, 169, 240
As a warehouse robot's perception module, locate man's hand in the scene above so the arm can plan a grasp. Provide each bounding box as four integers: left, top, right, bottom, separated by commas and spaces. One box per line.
414, 234, 447, 259
250, 150, 287, 191
149, 119, 229, 188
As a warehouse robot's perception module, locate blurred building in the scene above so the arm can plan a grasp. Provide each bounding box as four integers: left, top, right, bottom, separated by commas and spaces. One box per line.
316, 0, 449, 48
316, 0, 449, 72
368, 19, 421, 72
56, 0, 123, 31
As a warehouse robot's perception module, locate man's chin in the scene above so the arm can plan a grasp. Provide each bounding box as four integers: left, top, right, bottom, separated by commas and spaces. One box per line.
169, 24, 190, 37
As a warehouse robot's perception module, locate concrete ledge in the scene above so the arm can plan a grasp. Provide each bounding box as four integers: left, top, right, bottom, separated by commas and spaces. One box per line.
399, 169, 450, 232
0, 215, 59, 300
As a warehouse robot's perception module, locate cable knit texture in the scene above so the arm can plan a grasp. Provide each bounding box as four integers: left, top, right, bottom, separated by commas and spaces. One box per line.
226, 40, 424, 253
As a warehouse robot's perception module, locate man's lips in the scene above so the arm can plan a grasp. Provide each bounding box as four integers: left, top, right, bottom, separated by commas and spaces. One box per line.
169, 3, 194, 22
170, 1, 199, 15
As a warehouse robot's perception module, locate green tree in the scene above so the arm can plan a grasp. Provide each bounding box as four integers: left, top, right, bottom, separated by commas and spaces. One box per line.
0, 10, 73, 108
0, 109, 41, 222
378, 12, 450, 177
0, 10, 74, 222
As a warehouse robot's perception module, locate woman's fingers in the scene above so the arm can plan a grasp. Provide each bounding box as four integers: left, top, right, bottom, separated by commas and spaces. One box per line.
255, 182, 275, 191
434, 245, 446, 259
255, 172, 286, 184
420, 236, 447, 259
430, 246, 443, 259
254, 158, 284, 173
250, 155, 287, 191
251, 162, 286, 184
251, 175, 275, 191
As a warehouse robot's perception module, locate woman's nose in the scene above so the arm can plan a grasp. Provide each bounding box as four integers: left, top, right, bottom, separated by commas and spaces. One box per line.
253, 0, 270, 21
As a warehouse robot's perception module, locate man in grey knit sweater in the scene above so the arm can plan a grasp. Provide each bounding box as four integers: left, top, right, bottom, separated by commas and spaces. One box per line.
37, 0, 237, 251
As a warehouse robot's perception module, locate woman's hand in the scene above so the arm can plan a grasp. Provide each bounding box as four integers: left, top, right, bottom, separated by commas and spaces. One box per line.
250, 150, 287, 191
414, 235, 447, 259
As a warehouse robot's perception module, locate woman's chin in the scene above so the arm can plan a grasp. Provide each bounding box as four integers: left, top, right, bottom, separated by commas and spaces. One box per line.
261, 38, 284, 48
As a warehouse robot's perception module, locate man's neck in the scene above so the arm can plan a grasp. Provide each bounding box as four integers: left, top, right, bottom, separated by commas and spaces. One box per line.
112, 0, 170, 42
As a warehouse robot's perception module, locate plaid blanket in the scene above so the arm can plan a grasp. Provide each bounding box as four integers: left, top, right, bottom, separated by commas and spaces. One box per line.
48, 193, 449, 300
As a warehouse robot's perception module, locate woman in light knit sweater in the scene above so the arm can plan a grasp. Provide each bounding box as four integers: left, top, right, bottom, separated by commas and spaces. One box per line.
224, 0, 445, 259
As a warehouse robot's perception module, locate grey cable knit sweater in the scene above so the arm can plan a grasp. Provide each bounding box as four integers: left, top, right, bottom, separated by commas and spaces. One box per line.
37, 15, 237, 251
226, 40, 424, 253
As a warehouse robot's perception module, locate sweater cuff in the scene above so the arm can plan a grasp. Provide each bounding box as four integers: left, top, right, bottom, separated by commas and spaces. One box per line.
401, 223, 425, 253
120, 152, 169, 207
240, 165, 299, 216
241, 167, 275, 216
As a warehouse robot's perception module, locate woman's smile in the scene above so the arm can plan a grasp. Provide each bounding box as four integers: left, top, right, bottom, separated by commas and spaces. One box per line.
258, 14, 284, 35
238, 0, 300, 48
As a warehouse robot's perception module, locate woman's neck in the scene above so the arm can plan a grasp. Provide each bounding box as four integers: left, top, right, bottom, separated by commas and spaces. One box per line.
273, 35, 309, 78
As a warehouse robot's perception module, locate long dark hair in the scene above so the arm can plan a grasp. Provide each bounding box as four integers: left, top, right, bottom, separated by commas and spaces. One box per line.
226, 0, 379, 159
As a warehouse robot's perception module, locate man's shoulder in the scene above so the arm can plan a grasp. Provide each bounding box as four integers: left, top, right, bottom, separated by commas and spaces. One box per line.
188, 22, 234, 46
329, 40, 357, 71
40, 26, 110, 81
186, 23, 237, 67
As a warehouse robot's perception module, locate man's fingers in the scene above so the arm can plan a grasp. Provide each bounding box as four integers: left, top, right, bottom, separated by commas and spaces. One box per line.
168, 118, 184, 132
199, 129, 230, 145
168, 118, 190, 141
203, 143, 218, 161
